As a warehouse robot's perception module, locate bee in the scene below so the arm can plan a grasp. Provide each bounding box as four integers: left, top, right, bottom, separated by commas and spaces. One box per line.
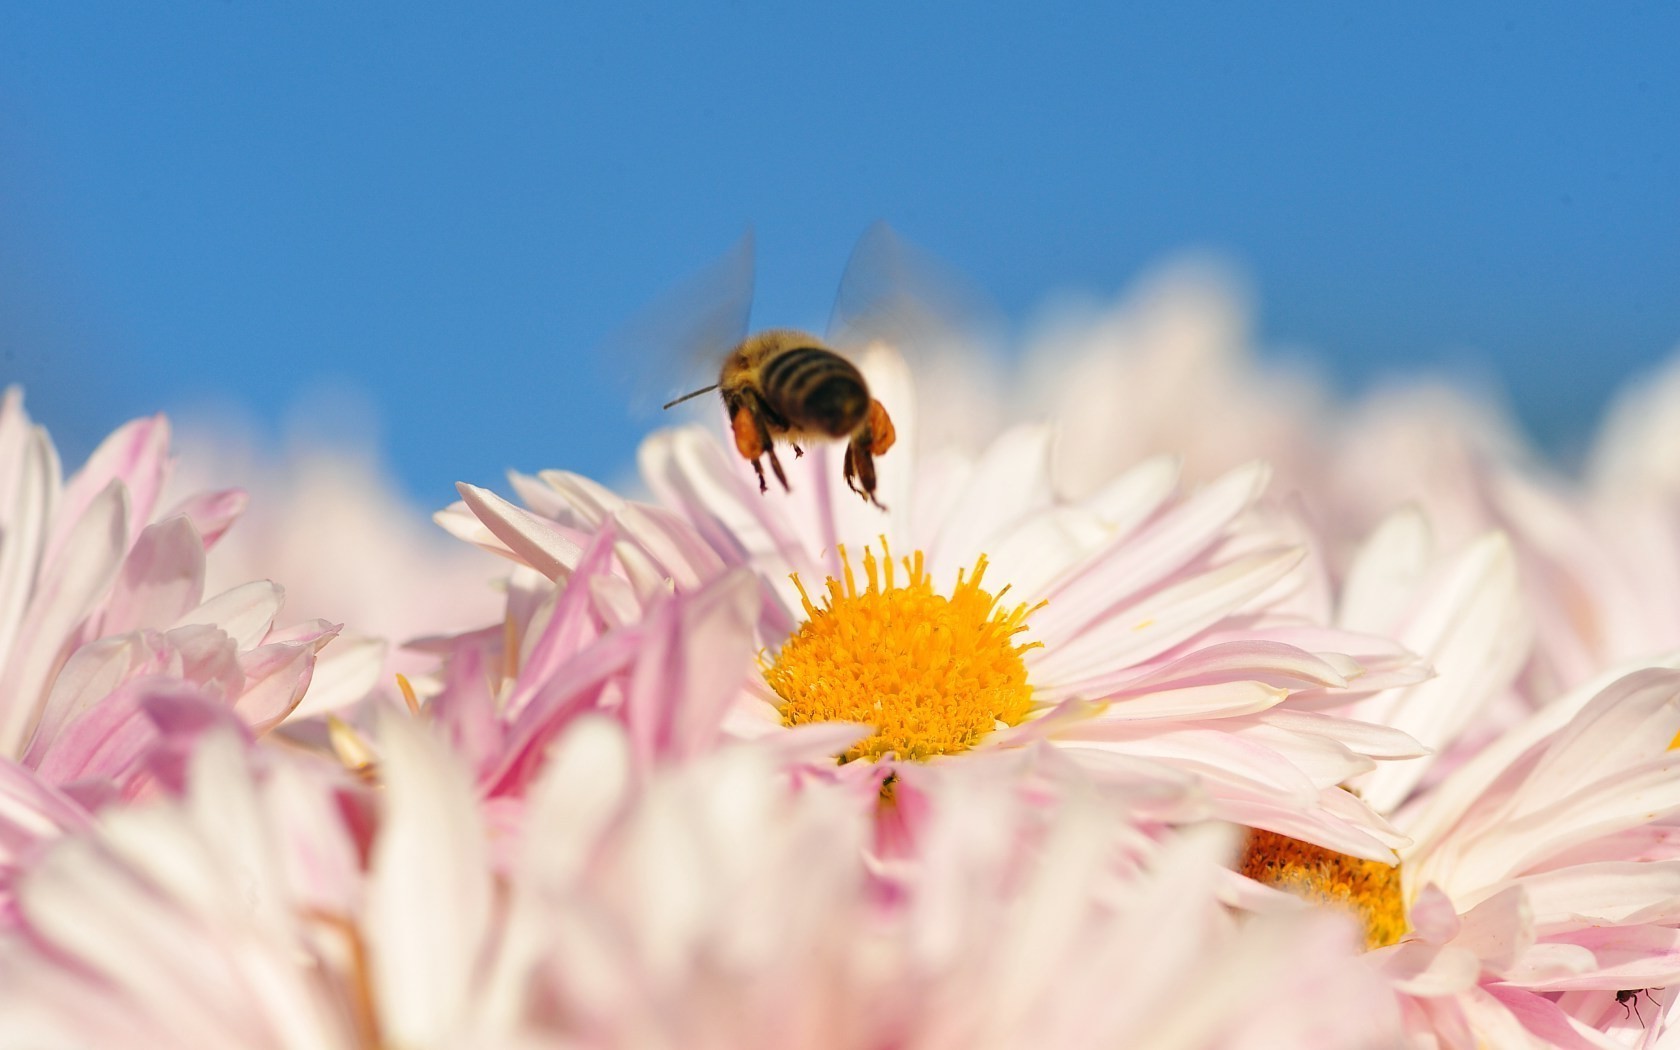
662, 328, 897, 508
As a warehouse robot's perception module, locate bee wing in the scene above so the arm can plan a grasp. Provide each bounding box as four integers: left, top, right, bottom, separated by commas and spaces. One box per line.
601, 230, 756, 421
826, 223, 1007, 454
825, 222, 1002, 362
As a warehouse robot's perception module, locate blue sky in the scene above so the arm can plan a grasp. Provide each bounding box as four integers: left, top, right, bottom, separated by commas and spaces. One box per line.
2, 3, 1675, 506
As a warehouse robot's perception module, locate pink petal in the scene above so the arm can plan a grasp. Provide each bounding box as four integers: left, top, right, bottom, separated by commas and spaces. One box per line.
233, 632, 337, 733
0, 402, 59, 681
98, 516, 207, 637
42, 414, 169, 571
1032, 460, 1268, 641
165, 487, 247, 548
0, 480, 129, 757
1038, 546, 1304, 680
177, 580, 283, 649
457, 482, 587, 580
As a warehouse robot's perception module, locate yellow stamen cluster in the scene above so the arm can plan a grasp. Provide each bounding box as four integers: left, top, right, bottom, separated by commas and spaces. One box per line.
1239, 829, 1408, 950
767, 541, 1044, 763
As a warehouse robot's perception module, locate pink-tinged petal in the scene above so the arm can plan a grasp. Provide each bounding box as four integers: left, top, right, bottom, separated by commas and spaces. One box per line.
1453, 883, 1531, 973
1218, 720, 1380, 787
0, 758, 92, 860
1038, 546, 1304, 680
264, 617, 339, 647
457, 482, 587, 580
99, 515, 207, 637
1468, 987, 1612, 1050
484, 632, 640, 797
1126, 639, 1353, 692
1087, 680, 1289, 722
1032, 460, 1268, 641
524, 468, 627, 527
22, 633, 171, 767
0, 408, 58, 679
165, 487, 247, 548
0, 480, 129, 757
753, 721, 875, 767
1379, 940, 1482, 997
1077, 453, 1183, 542
1513, 668, 1680, 819
924, 424, 1056, 580
233, 630, 338, 733
29, 677, 175, 791
622, 572, 759, 765
639, 427, 821, 580
1507, 926, 1680, 992
612, 502, 728, 589
1217, 788, 1408, 862
1540, 823, 1680, 868
1354, 532, 1531, 814
505, 526, 620, 718
1047, 638, 1361, 707
1404, 657, 1680, 865
426, 627, 504, 775
287, 634, 386, 720
42, 413, 169, 571
14, 835, 256, 1049
1072, 731, 1406, 859
432, 499, 517, 559
161, 623, 244, 695
1450, 759, 1680, 900
260, 759, 362, 918
519, 716, 631, 885
139, 689, 255, 794
1244, 709, 1431, 763
365, 714, 491, 1047
1408, 882, 1464, 943
1339, 507, 1434, 634
178, 579, 283, 649
1512, 862, 1680, 933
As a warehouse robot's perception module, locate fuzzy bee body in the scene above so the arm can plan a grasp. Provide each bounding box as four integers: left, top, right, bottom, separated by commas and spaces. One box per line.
667, 328, 897, 508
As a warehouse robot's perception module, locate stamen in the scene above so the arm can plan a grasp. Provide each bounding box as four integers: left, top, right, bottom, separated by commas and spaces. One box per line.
767, 539, 1045, 763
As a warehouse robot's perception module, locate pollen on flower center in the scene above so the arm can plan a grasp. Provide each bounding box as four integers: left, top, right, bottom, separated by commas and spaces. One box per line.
1239, 829, 1408, 951
766, 541, 1044, 764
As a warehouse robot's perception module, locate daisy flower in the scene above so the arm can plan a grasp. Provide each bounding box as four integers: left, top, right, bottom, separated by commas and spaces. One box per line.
1240, 506, 1680, 1047
436, 345, 1427, 861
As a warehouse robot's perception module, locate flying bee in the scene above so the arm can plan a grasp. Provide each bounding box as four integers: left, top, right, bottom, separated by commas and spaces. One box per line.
662, 328, 897, 507
628, 224, 985, 509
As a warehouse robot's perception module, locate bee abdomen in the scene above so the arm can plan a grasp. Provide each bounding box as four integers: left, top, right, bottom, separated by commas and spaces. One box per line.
762, 346, 869, 437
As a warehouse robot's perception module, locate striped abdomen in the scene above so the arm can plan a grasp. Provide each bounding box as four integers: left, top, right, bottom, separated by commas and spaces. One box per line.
760, 345, 869, 438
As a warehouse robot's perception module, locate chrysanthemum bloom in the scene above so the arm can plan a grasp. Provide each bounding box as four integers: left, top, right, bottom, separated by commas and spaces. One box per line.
0, 391, 374, 888
0, 711, 1406, 1048
436, 346, 1427, 861
1240, 508, 1680, 1046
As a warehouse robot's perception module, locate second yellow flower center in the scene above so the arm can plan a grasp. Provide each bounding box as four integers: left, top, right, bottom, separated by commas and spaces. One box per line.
767, 543, 1043, 763
1239, 829, 1408, 951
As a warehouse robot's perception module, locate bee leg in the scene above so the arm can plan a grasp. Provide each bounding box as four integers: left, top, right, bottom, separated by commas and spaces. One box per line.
844, 437, 887, 510
765, 443, 790, 492
792, 443, 804, 458
731, 403, 776, 495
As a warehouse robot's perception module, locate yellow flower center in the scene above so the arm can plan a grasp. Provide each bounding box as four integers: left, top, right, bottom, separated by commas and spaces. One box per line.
767, 542, 1044, 763
1238, 829, 1408, 951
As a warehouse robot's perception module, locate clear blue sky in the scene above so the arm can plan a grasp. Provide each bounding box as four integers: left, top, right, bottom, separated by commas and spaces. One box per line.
2, 3, 1676, 505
